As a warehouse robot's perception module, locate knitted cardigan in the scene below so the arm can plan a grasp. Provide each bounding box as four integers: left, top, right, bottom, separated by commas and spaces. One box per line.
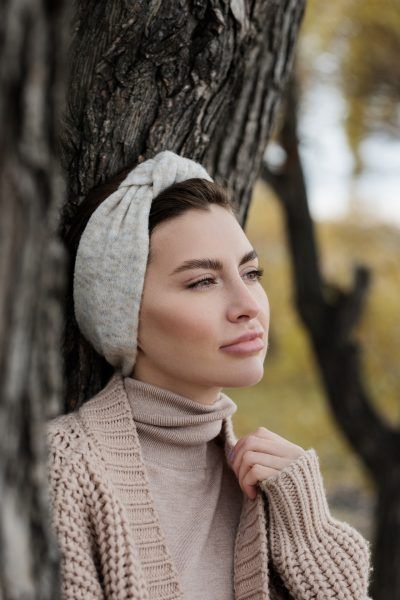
46, 371, 372, 599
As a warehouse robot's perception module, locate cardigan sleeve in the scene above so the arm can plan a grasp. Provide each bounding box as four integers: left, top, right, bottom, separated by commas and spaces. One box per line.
46, 424, 106, 599
258, 448, 373, 600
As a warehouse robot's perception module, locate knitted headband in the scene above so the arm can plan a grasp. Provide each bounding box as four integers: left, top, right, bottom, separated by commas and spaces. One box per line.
73, 150, 214, 377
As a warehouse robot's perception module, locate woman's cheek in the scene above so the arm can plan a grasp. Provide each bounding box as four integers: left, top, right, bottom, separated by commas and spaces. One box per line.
152, 302, 211, 342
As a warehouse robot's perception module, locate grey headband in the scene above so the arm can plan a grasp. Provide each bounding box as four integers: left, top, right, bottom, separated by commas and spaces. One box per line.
73, 150, 214, 376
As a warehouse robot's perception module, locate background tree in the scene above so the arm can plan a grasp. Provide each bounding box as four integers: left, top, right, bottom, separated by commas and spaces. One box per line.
260, 57, 398, 600
287, 3, 400, 594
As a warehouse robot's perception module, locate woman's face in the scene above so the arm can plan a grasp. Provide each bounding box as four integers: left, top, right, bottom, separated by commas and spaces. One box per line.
133, 204, 270, 404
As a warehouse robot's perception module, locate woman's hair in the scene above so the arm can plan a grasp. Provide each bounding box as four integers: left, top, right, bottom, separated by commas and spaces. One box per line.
64, 165, 237, 266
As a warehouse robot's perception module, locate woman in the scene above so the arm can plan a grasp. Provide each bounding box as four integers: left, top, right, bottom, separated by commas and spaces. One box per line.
46, 150, 372, 599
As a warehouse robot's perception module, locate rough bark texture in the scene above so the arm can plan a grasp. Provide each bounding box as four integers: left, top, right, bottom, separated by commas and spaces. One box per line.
58, 0, 306, 408
0, 1, 71, 598
260, 70, 399, 600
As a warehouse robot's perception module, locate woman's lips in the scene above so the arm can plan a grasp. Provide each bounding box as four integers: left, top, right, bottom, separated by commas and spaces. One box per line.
220, 337, 265, 354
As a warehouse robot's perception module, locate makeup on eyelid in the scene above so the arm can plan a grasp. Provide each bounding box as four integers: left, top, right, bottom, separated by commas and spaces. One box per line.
187, 268, 264, 290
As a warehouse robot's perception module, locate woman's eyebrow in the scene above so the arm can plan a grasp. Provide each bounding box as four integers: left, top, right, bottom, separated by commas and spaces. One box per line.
169, 249, 258, 276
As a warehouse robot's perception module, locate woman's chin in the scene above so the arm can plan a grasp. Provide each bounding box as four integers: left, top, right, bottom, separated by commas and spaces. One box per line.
219, 361, 265, 388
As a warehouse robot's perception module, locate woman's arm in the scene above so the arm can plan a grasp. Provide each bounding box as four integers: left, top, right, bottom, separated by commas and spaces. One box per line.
46, 430, 106, 600
259, 449, 373, 600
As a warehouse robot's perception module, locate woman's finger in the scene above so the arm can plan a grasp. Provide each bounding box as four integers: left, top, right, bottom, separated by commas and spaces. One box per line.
233, 426, 291, 454
232, 427, 302, 460
242, 464, 282, 498
231, 436, 302, 476
237, 450, 293, 488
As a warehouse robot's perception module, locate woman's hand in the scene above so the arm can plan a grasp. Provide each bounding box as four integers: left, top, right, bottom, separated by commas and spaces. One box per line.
228, 426, 307, 500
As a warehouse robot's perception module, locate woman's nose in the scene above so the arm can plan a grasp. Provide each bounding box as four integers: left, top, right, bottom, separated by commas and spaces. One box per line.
227, 278, 262, 320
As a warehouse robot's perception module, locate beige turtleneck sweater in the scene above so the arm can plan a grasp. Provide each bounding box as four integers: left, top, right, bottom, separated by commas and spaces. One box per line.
124, 375, 244, 600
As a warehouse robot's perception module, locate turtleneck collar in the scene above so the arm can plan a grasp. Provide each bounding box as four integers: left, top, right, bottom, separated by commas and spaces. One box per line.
123, 376, 238, 469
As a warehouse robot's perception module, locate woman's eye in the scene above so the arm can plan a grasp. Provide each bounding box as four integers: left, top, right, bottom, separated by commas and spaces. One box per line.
247, 268, 264, 281
187, 277, 216, 289
187, 268, 264, 290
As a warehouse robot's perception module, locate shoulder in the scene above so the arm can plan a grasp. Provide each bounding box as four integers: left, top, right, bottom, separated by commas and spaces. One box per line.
45, 411, 90, 464
45, 372, 123, 459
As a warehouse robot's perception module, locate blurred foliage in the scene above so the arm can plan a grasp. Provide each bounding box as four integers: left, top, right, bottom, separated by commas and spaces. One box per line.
298, 0, 400, 173
227, 182, 399, 507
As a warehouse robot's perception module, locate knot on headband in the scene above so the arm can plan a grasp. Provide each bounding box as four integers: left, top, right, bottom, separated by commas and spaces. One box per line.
73, 150, 213, 377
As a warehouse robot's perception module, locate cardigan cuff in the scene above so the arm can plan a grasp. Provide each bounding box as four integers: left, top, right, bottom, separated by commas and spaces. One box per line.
258, 448, 332, 540
257, 448, 373, 599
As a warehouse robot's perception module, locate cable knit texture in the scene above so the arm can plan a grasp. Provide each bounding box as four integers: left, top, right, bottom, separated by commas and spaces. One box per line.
46, 371, 372, 599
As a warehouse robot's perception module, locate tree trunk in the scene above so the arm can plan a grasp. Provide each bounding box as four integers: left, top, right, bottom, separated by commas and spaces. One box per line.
260, 68, 399, 600
372, 467, 400, 599
58, 0, 306, 407
0, 1, 71, 598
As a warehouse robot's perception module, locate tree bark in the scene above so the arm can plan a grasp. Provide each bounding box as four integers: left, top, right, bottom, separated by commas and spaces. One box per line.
0, 1, 71, 598
260, 68, 399, 600
58, 0, 306, 407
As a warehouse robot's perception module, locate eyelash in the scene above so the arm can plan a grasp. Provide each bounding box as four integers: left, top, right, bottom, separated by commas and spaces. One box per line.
187, 268, 264, 290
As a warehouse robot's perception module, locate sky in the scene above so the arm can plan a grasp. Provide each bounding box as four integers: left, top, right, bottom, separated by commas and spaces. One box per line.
268, 82, 400, 228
